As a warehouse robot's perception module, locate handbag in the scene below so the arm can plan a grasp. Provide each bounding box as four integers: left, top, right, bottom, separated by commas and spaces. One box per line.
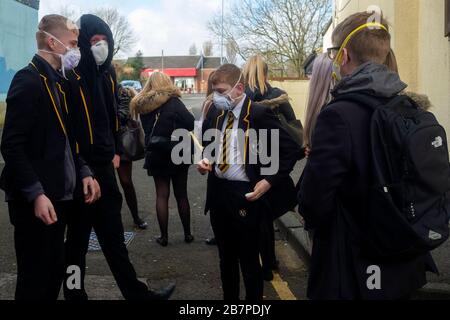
274, 108, 304, 147
147, 112, 177, 152
118, 117, 145, 161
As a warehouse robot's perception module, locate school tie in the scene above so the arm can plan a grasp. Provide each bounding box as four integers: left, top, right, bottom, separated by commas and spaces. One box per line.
218, 111, 235, 173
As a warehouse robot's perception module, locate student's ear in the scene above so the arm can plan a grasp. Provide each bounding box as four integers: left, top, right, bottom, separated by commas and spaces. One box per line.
341, 48, 350, 66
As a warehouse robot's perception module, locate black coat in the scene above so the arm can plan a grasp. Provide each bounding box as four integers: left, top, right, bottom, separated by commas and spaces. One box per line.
65, 15, 120, 166
298, 98, 437, 300
202, 96, 301, 218
0, 55, 90, 202
139, 96, 195, 176
246, 84, 297, 123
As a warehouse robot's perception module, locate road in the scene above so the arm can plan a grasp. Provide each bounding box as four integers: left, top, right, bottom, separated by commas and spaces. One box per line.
0, 95, 309, 300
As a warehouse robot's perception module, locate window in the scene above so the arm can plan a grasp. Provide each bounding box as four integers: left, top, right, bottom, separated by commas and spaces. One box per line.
446, 0, 450, 37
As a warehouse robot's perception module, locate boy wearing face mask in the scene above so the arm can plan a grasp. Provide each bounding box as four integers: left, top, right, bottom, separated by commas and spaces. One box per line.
0, 15, 100, 300
197, 64, 300, 300
63, 14, 175, 301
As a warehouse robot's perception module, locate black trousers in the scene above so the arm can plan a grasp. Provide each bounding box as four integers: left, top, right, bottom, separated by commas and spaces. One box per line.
259, 213, 277, 272
209, 176, 264, 301
9, 200, 71, 300
63, 163, 148, 300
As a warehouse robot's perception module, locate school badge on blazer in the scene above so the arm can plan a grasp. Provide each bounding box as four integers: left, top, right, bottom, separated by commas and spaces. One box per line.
239, 209, 247, 217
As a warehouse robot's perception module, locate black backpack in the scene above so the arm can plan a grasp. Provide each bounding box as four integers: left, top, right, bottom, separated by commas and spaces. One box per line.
332, 93, 450, 261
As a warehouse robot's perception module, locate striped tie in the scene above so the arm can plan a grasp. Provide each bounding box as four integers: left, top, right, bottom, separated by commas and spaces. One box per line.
218, 111, 235, 173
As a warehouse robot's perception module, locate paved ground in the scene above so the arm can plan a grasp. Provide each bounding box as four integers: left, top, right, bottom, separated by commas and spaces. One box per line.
0, 95, 309, 300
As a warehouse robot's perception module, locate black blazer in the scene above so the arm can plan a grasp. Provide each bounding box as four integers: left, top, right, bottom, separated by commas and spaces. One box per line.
0, 55, 90, 202
202, 96, 301, 217
64, 66, 120, 165
298, 98, 437, 300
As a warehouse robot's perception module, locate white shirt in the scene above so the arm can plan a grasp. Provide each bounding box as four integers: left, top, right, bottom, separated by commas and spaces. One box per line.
215, 95, 250, 182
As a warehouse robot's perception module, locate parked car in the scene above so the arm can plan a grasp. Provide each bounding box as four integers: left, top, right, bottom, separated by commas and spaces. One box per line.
120, 80, 143, 92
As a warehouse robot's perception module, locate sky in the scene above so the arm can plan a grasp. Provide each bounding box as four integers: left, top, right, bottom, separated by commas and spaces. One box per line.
38, 0, 229, 59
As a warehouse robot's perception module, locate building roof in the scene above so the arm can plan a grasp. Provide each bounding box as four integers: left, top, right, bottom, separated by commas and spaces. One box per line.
128, 55, 226, 70
303, 52, 317, 76
14, 0, 39, 10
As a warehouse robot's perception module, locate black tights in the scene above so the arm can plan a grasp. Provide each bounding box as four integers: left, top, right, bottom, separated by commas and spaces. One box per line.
117, 161, 142, 223
153, 169, 191, 240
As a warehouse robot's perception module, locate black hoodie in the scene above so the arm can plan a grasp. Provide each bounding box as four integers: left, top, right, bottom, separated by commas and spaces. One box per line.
66, 14, 120, 165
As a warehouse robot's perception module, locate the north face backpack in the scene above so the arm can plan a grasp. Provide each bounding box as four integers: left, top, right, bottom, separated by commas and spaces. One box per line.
332, 93, 450, 261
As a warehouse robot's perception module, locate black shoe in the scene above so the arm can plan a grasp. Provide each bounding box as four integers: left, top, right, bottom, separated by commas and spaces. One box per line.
205, 237, 217, 245
156, 237, 168, 247
263, 269, 274, 282
184, 234, 194, 243
271, 260, 280, 271
134, 218, 148, 230
147, 283, 176, 300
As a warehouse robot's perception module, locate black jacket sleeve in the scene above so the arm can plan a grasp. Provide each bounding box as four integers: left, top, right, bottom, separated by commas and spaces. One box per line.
106, 66, 121, 156
297, 107, 351, 229
255, 106, 300, 187
0, 69, 43, 202
175, 99, 195, 132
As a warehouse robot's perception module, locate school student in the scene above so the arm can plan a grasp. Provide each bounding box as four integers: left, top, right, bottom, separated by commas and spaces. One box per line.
63, 14, 175, 301
298, 12, 446, 300
0, 15, 100, 300
198, 64, 300, 300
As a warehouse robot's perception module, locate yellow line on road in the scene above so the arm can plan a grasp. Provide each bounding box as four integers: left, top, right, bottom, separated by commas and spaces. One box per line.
271, 270, 298, 300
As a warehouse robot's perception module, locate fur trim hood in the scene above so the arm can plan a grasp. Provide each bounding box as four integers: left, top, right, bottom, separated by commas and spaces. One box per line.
401, 91, 432, 111
256, 93, 290, 110
131, 88, 181, 115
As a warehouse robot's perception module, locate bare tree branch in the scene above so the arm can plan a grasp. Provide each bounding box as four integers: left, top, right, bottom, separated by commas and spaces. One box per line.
91, 7, 138, 57
208, 0, 331, 77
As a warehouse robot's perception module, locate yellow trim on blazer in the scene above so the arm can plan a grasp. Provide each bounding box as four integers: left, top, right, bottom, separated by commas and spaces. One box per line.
79, 87, 94, 145
29, 62, 67, 136
56, 83, 69, 114
242, 100, 251, 165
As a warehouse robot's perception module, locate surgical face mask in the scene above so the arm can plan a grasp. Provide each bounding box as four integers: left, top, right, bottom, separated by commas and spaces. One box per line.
91, 40, 109, 66
332, 22, 389, 82
39, 30, 81, 79
213, 74, 243, 111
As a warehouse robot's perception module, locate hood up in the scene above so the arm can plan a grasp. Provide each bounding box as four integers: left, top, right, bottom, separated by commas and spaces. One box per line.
77, 14, 115, 74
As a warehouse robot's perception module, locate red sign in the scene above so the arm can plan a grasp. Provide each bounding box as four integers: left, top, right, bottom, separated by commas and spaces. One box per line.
142, 68, 197, 78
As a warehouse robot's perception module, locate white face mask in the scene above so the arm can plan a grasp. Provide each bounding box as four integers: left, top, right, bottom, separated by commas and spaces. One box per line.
213, 73, 243, 111
39, 30, 81, 79
91, 40, 109, 66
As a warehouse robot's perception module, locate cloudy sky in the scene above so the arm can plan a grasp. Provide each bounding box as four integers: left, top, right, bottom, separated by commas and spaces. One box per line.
39, 0, 230, 58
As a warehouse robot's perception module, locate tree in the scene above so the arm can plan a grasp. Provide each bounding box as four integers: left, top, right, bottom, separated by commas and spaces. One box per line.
91, 7, 138, 57
208, 0, 332, 77
202, 41, 214, 56
225, 40, 238, 65
128, 50, 144, 81
189, 43, 198, 55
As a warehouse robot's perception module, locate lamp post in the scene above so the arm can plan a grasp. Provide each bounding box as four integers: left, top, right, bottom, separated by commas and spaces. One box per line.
221, 0, 224, 65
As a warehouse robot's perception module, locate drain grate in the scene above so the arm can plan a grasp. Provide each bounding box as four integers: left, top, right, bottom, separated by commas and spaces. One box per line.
88, 231, 135, 252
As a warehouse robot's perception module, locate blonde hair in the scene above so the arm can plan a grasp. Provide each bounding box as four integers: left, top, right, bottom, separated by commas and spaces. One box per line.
303, 53, 334, 148
36, 14, 79, 50
141, 71, 180, 94
243, 55, 269, 95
